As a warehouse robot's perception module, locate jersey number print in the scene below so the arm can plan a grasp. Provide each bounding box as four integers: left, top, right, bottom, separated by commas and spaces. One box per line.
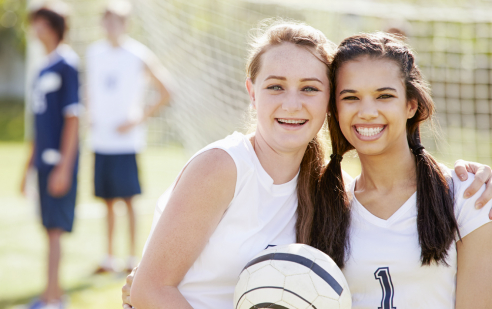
374, 267, 396, 309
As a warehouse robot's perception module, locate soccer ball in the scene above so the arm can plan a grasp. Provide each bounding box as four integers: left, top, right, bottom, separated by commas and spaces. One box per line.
234, 244, 351, 309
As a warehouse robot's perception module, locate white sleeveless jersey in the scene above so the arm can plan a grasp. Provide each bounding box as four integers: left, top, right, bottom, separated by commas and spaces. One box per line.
145, 132, 298, 309
86, 37, 153, 154
343, 169, 492, 309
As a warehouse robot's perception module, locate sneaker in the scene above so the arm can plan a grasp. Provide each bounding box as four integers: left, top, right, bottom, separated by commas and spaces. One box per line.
26, 299, 46, 309
93, 255, 117, 274
26, 298, 66, 309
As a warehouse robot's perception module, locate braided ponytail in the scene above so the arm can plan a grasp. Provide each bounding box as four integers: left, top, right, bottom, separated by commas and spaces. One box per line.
314, 32, 460, 267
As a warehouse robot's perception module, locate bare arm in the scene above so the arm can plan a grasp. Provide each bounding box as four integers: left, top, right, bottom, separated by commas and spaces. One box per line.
456, 222, 492, 308
141, 62, 172, 118
118, 56, 172, 133
130, 149, 236, 308
20, 141, 35, 195
48, 116, 78, 197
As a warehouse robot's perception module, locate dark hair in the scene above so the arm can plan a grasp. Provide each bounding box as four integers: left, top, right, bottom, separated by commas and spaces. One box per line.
312, 32, 458, 268
246, 20, 335, 244
30, 8, 66, 42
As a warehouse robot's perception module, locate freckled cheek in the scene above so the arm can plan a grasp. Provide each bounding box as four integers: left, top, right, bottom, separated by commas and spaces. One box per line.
255, 105, 278, 128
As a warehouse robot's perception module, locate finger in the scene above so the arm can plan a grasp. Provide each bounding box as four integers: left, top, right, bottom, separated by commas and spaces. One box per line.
454, 160, 468, 181
126, 274, 134, 285
122, 285, 133, 306
463, 173, 487, 199
474, 178, 492, 209
124, 295, 132, 306
469, 164, 492, 183
489, 207, 492, 220
122, 284, 130, 297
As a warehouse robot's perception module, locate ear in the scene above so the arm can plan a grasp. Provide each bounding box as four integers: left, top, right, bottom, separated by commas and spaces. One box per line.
245, 78, 256, 110
407, 98, 418, 119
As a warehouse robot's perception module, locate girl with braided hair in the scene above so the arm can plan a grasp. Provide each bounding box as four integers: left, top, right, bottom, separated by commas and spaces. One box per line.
312, 32, 492, 308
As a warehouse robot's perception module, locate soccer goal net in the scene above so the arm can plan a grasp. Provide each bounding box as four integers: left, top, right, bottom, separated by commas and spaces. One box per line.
57, 0, 492, 163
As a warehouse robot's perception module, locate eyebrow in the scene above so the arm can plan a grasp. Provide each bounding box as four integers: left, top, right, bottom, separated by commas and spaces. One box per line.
265, 75, 286, 81
264, 76, 324, 84
339, 89, 357, 95
376, 87, 397, 92
301, 77, 324, 83
339, 87, 397, 95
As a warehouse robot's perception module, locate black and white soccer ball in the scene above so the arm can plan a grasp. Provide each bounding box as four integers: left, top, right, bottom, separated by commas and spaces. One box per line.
234, 244, 351, 309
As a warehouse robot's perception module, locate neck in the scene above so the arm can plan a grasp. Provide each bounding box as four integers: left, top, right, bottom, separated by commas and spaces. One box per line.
251, 131, 306, 185
42, 39, 59, 55
108, 35, 123, 47
357, 138, 417, 192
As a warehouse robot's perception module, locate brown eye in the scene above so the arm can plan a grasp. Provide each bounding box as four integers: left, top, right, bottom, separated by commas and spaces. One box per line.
378, 94, 394, 99
341, 96, 358, 101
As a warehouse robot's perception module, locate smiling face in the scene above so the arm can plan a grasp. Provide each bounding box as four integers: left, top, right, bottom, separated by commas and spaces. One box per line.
335, 56, 417, 157
246, 42, 329, 154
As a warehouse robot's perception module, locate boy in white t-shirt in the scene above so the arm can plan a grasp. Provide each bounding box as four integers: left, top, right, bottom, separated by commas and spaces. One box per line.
85, 0, 172, 273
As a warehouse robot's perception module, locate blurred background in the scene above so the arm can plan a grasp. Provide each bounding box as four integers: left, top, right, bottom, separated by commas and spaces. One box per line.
1, 0, 492, 308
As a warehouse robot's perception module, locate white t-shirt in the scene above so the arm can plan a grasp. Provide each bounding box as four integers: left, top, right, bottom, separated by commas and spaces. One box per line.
144, 132, 298, 309
343, 170, 492, 309
86, 37, 154, 154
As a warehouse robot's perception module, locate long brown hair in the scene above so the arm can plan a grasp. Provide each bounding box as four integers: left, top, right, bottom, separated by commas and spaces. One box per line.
246, 20, 335, 244
312, 32, 458, 268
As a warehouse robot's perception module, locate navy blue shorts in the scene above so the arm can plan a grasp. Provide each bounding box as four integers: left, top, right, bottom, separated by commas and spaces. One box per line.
94, 153, 141, 199
38, 167, 77, 232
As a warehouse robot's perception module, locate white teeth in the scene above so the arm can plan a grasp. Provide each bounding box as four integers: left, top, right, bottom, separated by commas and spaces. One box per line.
278, 118, 307, 124
356, 126, 384, 136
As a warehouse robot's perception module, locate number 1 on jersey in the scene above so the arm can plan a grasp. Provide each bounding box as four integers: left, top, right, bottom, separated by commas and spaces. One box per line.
374, 267, 396, 309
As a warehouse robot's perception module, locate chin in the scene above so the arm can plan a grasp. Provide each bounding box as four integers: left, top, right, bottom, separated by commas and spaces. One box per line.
276, 136, 312, 152
355, 146, 386, 157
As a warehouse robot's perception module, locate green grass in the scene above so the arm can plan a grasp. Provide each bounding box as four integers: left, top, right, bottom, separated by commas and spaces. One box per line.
0, 99, 24, 142
0, 142, 189, 308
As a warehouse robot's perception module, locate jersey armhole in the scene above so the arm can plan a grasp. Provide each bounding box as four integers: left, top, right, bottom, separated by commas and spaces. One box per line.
171, 147, 240, 205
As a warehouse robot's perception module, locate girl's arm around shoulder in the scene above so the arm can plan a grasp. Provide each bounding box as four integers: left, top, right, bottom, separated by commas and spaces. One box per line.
131, 148, 237, 309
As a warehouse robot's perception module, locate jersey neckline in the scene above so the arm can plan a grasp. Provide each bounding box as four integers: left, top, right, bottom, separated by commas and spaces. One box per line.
349, 177, 416, 228
240, 132, 298, 196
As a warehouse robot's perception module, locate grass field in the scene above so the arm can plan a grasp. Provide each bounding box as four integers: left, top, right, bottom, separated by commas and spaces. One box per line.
0, 141, 362, 309
0, 142, 189, 308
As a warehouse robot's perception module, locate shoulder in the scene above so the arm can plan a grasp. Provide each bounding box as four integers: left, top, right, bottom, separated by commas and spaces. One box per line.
448, 168, 475, 198
58, 45, 80, 69
448, 168, 492, 237
122, 37, 154, 61
188, 148, 236, 176
182, 132, 254, 191
122, 37, 163, 72
193, 132, 250, 168
86, 40, 108, 57
177, 148, 237, 203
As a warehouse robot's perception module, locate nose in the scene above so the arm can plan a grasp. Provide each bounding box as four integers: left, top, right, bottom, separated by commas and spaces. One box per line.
281, 90, 302, 113
358, 97, 378, 120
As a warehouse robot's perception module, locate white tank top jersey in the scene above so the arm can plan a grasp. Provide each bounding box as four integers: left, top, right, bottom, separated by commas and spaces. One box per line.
343, 169, 492, 309
144, 132, 298, 309
86, 37, 153, 154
